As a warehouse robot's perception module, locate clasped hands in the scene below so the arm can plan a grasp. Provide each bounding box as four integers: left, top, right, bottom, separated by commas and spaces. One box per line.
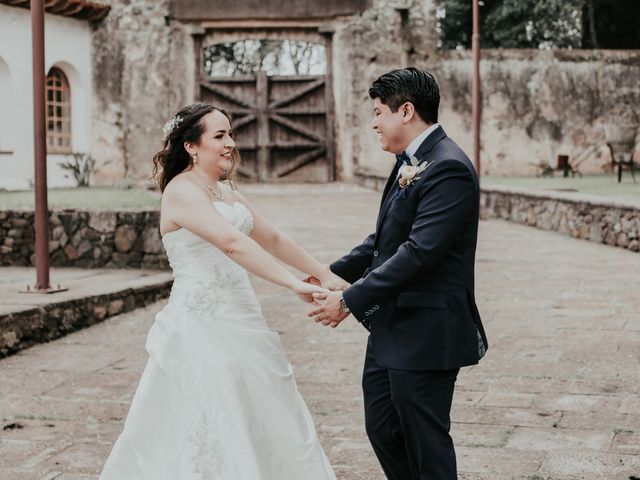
300, 268, 351, 329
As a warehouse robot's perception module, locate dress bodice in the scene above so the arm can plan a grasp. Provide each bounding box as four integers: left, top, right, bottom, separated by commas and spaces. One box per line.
161, 201, 254, 290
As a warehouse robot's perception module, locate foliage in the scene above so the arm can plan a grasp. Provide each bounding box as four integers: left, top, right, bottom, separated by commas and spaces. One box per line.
203, 40, 327, 77
59, 152, 97, 187
482, 0, 583, 49
437, 0, 639, 50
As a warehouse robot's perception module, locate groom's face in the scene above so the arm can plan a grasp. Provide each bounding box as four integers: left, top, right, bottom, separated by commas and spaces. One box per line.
371, 98, 407, 155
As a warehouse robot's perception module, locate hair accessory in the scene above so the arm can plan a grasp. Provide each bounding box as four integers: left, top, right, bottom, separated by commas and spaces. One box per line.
162, 115, 184, 139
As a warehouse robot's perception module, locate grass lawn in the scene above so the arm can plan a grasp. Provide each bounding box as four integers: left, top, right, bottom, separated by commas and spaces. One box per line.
481, 174, 640, 205
0, 187, 161, 210
1, 176, 639, 210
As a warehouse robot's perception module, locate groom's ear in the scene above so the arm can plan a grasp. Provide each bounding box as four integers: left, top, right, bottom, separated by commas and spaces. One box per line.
400, 102, 416, 124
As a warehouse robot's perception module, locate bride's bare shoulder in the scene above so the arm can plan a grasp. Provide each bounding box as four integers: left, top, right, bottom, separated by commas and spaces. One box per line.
162, 173, 203, 204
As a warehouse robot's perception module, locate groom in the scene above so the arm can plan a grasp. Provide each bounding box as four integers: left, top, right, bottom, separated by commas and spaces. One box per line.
310, 67, 488, 479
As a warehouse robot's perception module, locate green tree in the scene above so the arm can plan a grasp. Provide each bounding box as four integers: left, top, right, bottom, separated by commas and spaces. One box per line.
437, 0, 639, 50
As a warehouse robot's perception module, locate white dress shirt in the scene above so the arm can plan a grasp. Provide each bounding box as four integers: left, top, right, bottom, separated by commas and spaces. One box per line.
404, 123, 440, 165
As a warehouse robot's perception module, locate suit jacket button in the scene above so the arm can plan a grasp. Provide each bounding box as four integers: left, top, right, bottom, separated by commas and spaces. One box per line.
373, 250, 379, 258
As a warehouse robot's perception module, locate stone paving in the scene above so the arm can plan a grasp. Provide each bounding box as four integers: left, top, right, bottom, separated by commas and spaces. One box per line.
0, 183, 639, 479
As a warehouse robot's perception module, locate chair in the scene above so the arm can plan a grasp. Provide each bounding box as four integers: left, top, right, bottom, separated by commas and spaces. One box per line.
607, 140, 637, 183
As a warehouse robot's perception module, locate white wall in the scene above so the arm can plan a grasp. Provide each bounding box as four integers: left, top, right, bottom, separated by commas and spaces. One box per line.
0, 56, 13, 161
0, 4, 93, 190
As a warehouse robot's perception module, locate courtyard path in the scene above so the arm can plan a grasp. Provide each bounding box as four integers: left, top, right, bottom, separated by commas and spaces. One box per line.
0, 183, 639, 479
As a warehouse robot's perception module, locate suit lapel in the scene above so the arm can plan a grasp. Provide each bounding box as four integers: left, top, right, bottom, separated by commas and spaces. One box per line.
379, 160, 402, 208
377, 180, 400, 230
376, 126, 448, 232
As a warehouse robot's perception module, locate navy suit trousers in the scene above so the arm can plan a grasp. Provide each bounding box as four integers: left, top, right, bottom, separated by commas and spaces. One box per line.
362, 338, 459, 480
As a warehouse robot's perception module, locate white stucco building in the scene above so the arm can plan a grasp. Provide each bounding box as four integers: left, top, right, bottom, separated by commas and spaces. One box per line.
0, 1, 109, 190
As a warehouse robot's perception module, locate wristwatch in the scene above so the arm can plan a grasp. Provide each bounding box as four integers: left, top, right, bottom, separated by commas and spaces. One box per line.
339, 296, 350, 314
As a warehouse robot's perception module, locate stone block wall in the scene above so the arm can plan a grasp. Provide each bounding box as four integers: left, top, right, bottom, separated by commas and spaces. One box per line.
353, 169, 639, 253
0, 210, 168, 268
331, 0, 438, 178
433, 50, 640, 176
481, 186, 640, 253
86, 0, 640, 182
91, 0, 195, 184
0, 279, 172, 357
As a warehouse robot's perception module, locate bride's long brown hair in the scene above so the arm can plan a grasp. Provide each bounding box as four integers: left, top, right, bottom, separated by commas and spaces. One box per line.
152, 103, 240, 192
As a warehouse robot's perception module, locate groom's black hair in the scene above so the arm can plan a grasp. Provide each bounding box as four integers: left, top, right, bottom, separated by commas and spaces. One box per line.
368, 67, 440, 124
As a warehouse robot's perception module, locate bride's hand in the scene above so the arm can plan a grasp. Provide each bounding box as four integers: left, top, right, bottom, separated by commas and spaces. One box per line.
315, 267, 350, 291
291, 280, 328, 304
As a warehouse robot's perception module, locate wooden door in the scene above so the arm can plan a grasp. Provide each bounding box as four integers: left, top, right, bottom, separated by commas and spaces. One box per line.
200, 71, 334, 182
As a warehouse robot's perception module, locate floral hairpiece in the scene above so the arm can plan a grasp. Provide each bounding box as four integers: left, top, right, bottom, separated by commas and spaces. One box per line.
162, 115, 184, 139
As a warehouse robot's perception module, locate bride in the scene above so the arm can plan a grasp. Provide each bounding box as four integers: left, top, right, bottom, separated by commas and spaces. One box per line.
99, 102, 347, 479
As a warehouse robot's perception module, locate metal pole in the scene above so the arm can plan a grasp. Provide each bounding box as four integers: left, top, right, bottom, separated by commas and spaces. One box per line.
32, 0, 50, 290
472, 0, 481, 177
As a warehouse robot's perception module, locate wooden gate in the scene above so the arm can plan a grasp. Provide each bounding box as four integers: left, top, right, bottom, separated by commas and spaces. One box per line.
200, 72, 334, 182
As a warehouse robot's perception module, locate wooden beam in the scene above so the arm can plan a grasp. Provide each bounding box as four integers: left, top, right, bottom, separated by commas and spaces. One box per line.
231, 113, 257, 130
237, 166, 257, 179
270, 75, 325, 83
322, 30, 336, 181
0, 0, 110, 21
200, 82, 253, 109
276, 108, 325, 115
256, 71, 270, 182
270, 141, 321, 150
200, 19, 323, 29
270, 113, 322, 143
269, 78, 324, 109
275, 147, 326, 177
204, 75, 256, 83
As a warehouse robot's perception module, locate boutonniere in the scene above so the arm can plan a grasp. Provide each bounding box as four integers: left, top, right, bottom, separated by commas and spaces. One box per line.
394, 160, 435, 199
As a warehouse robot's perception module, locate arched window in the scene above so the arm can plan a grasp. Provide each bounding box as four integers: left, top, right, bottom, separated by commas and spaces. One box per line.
46, 68, 72, 153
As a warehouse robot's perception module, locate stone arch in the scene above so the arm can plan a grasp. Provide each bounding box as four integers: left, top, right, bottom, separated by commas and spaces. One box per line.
0, 56, 12, 153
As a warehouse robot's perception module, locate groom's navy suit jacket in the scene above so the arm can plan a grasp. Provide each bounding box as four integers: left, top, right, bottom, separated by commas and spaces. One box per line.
331, 127, 488, 371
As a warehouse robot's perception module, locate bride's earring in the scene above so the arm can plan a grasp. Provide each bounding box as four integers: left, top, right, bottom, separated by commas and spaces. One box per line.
192, 152, 198, 164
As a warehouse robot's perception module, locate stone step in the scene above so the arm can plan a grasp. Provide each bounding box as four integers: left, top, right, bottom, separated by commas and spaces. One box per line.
0, 268, 172, 358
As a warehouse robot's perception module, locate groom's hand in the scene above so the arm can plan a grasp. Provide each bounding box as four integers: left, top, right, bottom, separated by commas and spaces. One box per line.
308, 291, 349, 328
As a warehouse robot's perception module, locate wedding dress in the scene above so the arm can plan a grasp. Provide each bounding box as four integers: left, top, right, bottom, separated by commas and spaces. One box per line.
100, 201, 336, 480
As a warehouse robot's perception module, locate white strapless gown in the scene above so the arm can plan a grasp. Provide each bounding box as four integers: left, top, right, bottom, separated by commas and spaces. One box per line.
99, 201, 336, 480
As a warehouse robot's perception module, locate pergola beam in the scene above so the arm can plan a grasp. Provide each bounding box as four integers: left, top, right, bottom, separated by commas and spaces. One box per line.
0, 0, 110, 22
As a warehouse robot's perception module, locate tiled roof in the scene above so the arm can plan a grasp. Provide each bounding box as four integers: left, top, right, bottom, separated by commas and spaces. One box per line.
1, 0, 110, 21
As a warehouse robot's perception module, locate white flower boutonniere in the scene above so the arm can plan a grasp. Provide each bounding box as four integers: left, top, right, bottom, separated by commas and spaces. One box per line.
395, 160, 435, 199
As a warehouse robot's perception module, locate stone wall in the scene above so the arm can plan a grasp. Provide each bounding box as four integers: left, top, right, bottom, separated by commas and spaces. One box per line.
331, 0, 438, 177
433, 50, 640, 176
88, 0, 436, 184
353, 169, 639, 253
0, 278, 172, 358
481, 186, 640, 252
88, 0, 640, 182
90, 0, 195, 184
0, 210, 168, 268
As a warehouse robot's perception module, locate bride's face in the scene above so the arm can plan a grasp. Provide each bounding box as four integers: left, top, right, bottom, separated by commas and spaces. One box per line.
192, 110, 236, 173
